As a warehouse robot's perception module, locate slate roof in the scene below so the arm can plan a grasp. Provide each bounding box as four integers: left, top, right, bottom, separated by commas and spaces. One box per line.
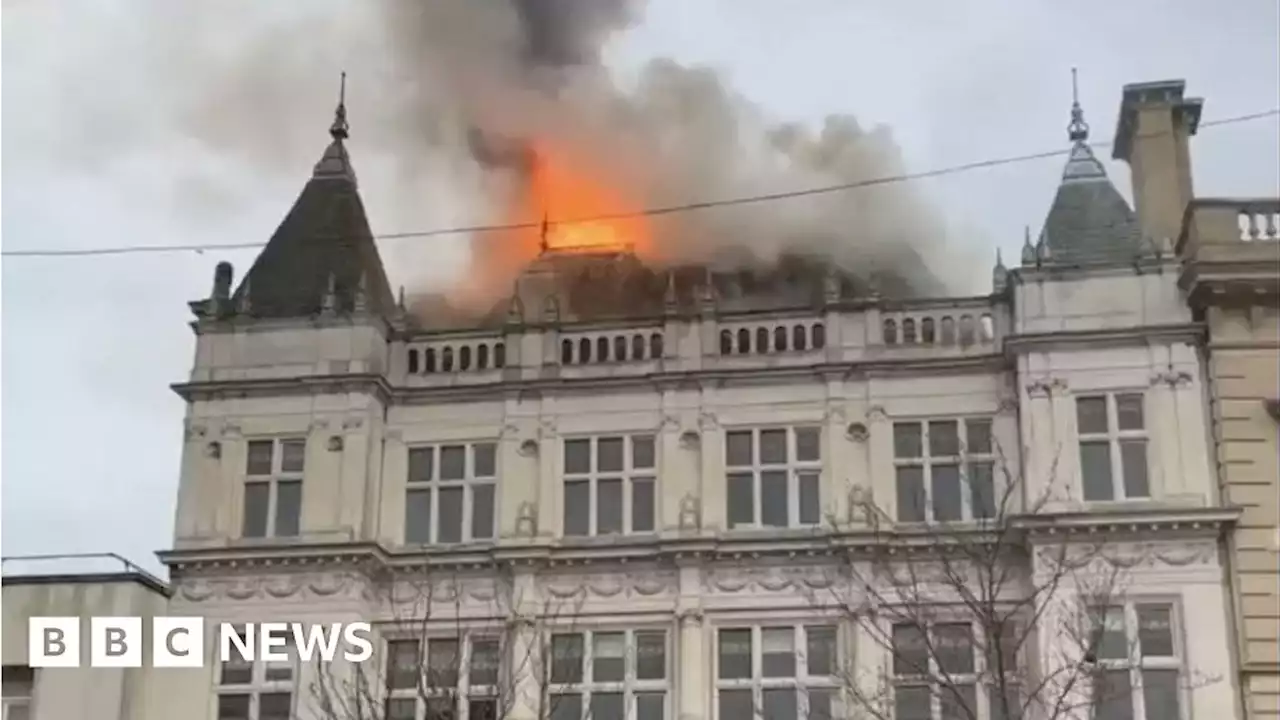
1034, 83, 1146, 266
228, 113, 396, 319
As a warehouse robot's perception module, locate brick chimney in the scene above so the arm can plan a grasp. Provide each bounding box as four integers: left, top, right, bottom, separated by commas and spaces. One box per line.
1112, 80, 1203, 247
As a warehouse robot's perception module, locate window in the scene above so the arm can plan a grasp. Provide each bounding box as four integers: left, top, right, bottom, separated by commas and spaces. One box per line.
385, 635, 500, 720
563, 435, 656, 537
242, 438, 305, 539
715, 625, 838, 720
725, 427, 822, 529
1088, 602, 1182, 720
891, 622, 986, 720
218, 627, 295, 720
893, 418, 996, 523
2, 666, 34, 720
405, 443, 498, 545
1077, 394, 1149, 502
550, 629, 668, 720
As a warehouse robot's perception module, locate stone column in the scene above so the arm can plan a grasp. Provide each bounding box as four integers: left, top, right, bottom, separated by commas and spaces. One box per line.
677, 609, 706, 720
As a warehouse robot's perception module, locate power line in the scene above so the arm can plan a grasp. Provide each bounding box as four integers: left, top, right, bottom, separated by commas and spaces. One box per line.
4, 108, 1277, 259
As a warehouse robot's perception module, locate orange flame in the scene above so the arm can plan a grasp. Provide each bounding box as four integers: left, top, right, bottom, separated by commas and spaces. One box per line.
522, 140, 651, 255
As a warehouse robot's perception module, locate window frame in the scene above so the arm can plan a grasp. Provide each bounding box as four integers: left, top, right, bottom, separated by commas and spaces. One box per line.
242, 437, 306, 539
892, 417, 996, 524
890, 620, 1011, 720
712, 623, 841, 720
561, 435, 658, 538
547, 627, 671, 720
216, 626, 297, 720
1087, 599, 1185, 720
1, 666, 34, 720
383, 633, 503, 720
1075, 392, 1150, 502
404, 441, 499, 545
723, 426, 823, 530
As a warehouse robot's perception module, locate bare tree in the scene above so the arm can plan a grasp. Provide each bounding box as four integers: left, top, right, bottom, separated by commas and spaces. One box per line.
824, 446, 1217, 720
306, 561, 585, 720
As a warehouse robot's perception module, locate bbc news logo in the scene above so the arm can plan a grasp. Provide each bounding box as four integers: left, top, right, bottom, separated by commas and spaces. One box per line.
29, 618, 374, 668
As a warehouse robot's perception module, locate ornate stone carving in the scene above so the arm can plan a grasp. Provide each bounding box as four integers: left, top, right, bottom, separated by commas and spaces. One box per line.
342, 416, 364, 431
702, 566, 839, 595
518, 439, 539, 458
824, 405, 848, 424
660, 414, 680, 431
309, 419, 332, 432
678, 493, 702, 530
543, 572, 676, 600
996, 397, 1019, 415
865, 405, 888, 423
845, 422, 869, 442
515, 501, 539, 537
205, 441, 222, 459
538, 418, 557, 438
327, 436, 344, 452
1149, 369, 1193, 388
679, 430, 700, 450
183, 422, 208, 442
1026, 377, 1068, 397
676, 608, 704, 626
698, 412, 719, 431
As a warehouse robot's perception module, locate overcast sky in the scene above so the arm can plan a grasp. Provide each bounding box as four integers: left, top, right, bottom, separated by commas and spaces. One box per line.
3, 0, 1277, 575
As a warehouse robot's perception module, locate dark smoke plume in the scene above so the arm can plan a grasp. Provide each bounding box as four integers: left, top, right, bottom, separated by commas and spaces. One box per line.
24, 0, 976, 312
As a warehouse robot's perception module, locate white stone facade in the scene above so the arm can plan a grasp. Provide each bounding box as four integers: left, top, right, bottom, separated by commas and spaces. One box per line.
1, 78, 1251, 720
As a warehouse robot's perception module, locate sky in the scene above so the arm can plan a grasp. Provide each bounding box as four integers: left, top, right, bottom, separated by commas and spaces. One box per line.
2, 0, 1278, 576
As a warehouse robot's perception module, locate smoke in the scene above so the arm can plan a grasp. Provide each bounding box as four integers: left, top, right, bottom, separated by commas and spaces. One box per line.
20, 0, 970, 313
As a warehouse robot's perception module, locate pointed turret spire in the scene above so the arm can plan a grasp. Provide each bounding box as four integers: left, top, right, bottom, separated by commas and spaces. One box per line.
1067, 68, 1089, 142
1020, 226, 1035, 265
330, 71, 349, 141
992, 249, 1008, 293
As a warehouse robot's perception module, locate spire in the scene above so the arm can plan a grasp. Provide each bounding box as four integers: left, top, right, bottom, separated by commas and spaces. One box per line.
330, 71, 349, 141
1020, 226, 1036, 265
992, 248, 1008, 293
1067, 67, 1089, 142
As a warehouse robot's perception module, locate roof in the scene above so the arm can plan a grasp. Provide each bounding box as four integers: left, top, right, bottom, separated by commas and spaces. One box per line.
229, 117, 397, 320
1033, 83, 1146, 267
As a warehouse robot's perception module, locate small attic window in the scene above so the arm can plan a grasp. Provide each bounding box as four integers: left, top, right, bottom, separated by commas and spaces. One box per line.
562, 339, 574, 365
921, 318, 936, 344
720, 330, 732, 355
793, 324, 807, 351
408, 349, 420, 374
579, 338, 592, 363
812, 323, 826, 349
632, 334, 645, 360
494, 343, 506, 368
425, 348, 437, 373
614, 336, 627, 362
650, 332, 664, 359
597, 336, 610, 362
477, 344, 489, 369
774, 326, 787, 352
902, 319, 917, 344
737, 328, 751, 354
459, 345, 472, 371
883, 319, 898, 345
441, 347, 454, 372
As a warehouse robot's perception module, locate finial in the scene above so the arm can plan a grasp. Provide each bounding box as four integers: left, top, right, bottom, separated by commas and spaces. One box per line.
992, 249, 1008, 293
1020, 226, 1035, 265
353, 272, 368, 312
321, 272, 337, 315
1067, 67, 1089, 142
236, 279, 252, 315
330, 71, 349, 141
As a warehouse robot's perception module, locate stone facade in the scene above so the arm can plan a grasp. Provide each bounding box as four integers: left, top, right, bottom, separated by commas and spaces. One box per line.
4, 77, 1273, 720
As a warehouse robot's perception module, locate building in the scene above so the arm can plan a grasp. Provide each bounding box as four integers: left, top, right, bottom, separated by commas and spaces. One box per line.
3, 77, 1267, 720
1170, 85, 1280, 717
1, 555, 172, 720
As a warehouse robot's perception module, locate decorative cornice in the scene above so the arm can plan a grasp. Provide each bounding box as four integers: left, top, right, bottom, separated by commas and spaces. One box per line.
1003, 323, 1202, 355
1026, 377, 1068, 397
1150, 369, 1193, 388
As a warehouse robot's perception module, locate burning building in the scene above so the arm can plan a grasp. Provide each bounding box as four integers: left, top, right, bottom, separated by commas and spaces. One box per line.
36, 75, 1233, 720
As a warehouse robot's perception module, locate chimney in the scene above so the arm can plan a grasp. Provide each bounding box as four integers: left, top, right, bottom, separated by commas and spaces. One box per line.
1112, 80, 1203, 247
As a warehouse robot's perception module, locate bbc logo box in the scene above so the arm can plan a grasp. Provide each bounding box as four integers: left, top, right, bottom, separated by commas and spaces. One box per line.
29, 617, 205, 668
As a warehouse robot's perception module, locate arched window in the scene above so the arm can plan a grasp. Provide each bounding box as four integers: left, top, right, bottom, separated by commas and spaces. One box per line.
737, 328, 751, 354
494, 343, 506, 368
941, 316, 956, 345
774, 326, 788, 352
720, 330, 733, 355
959, 315, 975, 345
902, 319, 917, 344
596, 337, 609, 362
921, 318, 936, 344
632, 334, 645, 360
441, 347, 454, 372
408, 349, 420, 374
561, 339, 574, 365
883, 319, 898, 345
793, 324, 807, 351
579, 338, 592, 363
980, 314, 995, 342
756, 328, 770, 354
459, 345, 472, 371
477, 344, 489, 370
614, 336, 627, 362
650, 333, 664, 359
812, 323, 826, 349
425, 348, 437, 373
